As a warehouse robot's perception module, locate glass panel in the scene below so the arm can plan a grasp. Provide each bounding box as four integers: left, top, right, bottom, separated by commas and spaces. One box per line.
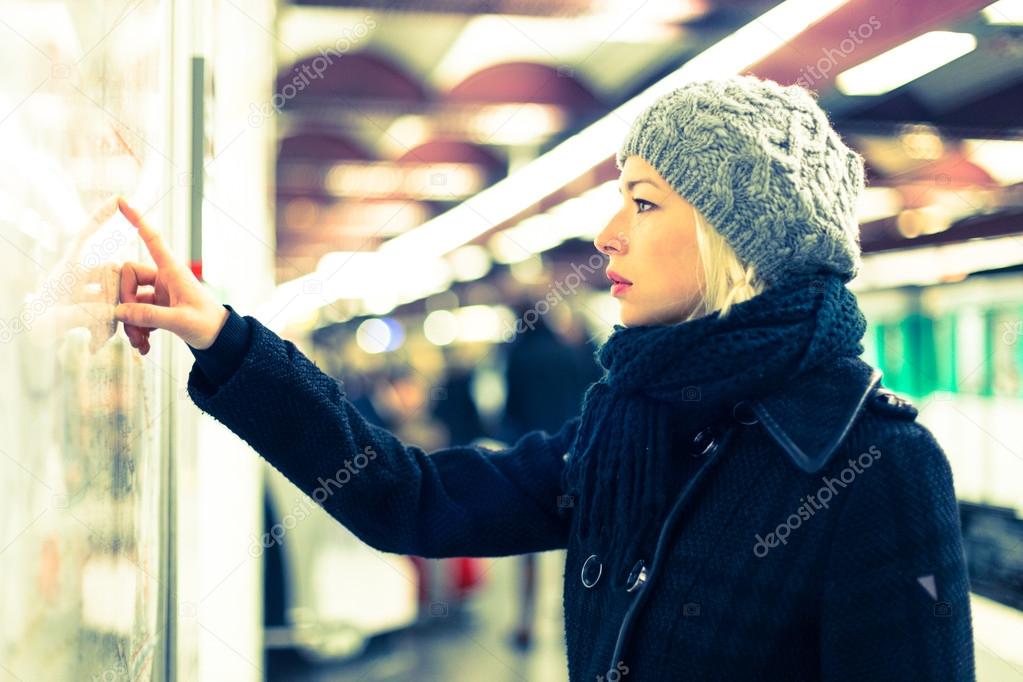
0, 2, 168, 680
861, 320, 880, 368
878, 323, 909, 393
932, 313, 958, 393
956, 309, 988, 396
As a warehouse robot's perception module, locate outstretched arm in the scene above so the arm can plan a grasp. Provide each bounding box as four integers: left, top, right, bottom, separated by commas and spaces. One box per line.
186, 307, 579, 558
111, 196, 579, 559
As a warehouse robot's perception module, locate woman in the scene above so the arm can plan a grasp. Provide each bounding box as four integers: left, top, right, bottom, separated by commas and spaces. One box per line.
114, 76, 975, 680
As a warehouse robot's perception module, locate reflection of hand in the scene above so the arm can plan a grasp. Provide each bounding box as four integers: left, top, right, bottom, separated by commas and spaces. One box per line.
39, 270, 119, 354
114, 197, 228, 354
26, 196, 120, 353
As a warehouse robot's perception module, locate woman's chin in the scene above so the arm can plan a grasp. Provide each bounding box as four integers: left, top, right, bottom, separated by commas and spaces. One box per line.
618, 301, 692, 328
618, 302, 650, 327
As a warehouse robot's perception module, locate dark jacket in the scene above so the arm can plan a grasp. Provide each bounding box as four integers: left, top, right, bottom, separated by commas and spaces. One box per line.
188, 307, 975, 681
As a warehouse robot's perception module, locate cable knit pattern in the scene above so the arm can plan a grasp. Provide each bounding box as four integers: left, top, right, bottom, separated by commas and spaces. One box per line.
616, 75, 865, 287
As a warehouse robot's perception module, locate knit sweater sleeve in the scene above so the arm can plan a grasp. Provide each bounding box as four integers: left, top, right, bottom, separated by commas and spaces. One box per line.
818, 420, 975, 680
186, 310, 581, 559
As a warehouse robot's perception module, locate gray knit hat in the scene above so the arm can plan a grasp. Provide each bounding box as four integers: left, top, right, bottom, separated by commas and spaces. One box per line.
616, 75, 864, 287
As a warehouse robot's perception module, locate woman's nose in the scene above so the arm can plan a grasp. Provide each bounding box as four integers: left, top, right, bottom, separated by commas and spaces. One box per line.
594, 217, 627, 255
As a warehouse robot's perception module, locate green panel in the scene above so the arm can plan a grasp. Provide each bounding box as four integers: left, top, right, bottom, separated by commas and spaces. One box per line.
879, 322, 909, 393
1016, 307, 1023, 397
982, 309, 995, 397
933, 313, 958, 393
902, 313, 938, 397
862, 321, 880, 368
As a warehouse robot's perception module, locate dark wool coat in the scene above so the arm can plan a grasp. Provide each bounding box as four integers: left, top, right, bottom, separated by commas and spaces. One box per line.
188, 307, 976, 681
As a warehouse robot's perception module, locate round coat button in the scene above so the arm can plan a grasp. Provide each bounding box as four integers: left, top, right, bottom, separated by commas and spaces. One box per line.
690, 428, 717, 456
625, 559, 648, 593
732, 400, 759, 425
581, 554, 603, 588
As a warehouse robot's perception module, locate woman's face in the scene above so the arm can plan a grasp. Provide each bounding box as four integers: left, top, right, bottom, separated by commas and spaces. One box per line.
594, 155, 704, 327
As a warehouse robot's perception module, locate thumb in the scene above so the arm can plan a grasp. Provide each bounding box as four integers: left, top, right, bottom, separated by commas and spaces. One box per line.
115, 302, 178, 332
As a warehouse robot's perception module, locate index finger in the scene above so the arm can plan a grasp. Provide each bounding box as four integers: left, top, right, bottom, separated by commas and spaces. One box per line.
117, 197, 176, 269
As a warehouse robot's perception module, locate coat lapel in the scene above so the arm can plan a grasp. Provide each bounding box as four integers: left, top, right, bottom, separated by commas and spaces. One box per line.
751, 356, 882, 474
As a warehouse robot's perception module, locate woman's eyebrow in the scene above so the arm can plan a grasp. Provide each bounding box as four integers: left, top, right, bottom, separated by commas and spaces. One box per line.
618, 178, 660, 193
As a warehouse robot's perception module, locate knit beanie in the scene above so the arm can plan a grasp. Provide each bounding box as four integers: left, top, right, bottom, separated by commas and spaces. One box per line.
616, 75, 865, 287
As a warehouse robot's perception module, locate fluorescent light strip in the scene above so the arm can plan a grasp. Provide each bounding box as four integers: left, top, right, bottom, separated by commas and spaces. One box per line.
982, 0, 1023, 25
272, 0, 851, 330
852, 234, 1023, 290
835, 31, 977, 96
373, 0, 852, 262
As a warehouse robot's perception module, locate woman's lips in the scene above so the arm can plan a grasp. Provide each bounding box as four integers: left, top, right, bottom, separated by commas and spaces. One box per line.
606, 270, 633, 297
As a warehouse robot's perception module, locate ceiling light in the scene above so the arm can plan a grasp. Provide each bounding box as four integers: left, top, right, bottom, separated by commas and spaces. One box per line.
856, 187, 902, 223
424, 310, 458, 346
899, 124, 944, 160
380, 0, 853, 261
447, 244, 493, 281
835, 31, 977, 96
965, 139, 1023, 184
356, 318, 393, 354
381, 115, 432, 157
469, 104, 566, 146
982, 0, 1023, 25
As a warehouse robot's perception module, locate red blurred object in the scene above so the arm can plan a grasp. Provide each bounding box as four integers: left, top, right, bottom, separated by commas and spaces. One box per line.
452, 557, 485, 594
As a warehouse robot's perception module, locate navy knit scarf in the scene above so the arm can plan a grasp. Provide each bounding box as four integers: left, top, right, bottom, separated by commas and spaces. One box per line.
561, 271, 867, 574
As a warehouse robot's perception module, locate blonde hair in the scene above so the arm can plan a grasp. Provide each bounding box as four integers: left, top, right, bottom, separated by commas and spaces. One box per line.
682, 208, 765, 322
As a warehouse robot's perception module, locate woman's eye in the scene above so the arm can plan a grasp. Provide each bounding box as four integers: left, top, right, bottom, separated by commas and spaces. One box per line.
634, 198, 655, 213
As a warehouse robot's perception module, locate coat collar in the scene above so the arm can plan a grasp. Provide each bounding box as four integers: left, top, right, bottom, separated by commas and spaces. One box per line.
749, 356, 883, 474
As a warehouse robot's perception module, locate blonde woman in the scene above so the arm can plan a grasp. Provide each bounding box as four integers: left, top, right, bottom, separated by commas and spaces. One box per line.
115, 76, 974, 680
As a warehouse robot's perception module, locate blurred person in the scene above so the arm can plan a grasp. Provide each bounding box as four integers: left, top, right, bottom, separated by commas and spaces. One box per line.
502, 309, 593, 438
431, 346, 488, 447
338, 369, 387, 430
553, 305, 604, 392
113, 76, 974, 680
502, 310, 598, 649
